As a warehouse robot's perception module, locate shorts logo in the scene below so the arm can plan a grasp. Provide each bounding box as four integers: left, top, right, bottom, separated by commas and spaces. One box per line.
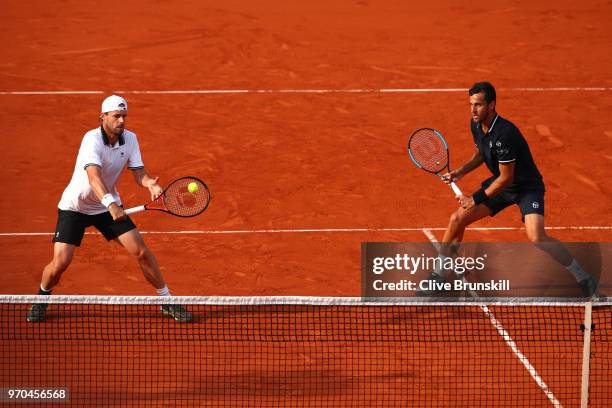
489, 141, 493, 148
56, 232, 60, 238
496, 141, 502, 147
532, 202, 539, 209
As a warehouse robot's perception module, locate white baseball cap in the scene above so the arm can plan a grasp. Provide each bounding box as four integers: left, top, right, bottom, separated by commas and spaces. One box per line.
101, 95, 128, 113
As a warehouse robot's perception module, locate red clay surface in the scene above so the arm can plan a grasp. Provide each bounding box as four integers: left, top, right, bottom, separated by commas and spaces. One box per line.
1, 0, 611, 406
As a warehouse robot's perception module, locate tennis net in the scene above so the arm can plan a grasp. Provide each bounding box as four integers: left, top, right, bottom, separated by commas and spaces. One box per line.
1, 295, 610, 407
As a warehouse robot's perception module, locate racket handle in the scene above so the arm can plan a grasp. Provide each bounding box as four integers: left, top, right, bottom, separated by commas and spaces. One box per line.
450, 182, 463, 196
125, 205, 145, 215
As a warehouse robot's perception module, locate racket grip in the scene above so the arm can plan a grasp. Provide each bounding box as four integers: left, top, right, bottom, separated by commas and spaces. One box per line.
450, 182, 463, 196
124, 205, 145, 215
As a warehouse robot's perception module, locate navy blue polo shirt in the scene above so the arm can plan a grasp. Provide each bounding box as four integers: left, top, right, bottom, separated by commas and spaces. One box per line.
470, 114, 545, 193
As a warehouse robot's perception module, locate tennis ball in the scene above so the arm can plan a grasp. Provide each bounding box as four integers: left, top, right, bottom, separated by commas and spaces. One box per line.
187, 182, 199, 193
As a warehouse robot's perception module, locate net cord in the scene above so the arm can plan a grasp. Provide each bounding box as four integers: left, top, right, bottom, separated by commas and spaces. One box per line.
0, 295, 609, 306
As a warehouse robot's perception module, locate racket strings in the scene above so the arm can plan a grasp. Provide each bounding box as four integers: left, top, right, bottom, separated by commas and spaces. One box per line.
409, 130, 449, 173
163, 177, 210, 217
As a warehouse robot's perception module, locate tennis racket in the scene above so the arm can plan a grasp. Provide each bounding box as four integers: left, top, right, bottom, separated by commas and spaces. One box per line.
408, 128, 463, 196
125, 176, 211, 217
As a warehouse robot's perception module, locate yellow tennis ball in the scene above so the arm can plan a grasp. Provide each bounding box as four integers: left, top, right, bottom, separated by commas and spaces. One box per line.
187, 182, 199, 193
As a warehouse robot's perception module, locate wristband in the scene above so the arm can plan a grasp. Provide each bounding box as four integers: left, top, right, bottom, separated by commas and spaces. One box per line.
101, 193, 116, 208
472, 188, 488, 205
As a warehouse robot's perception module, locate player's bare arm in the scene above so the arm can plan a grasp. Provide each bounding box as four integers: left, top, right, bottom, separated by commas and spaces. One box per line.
131, 168, 163, 200
457, 161, 514, 209
443, 149, 484, 183
85, 165, 126, 221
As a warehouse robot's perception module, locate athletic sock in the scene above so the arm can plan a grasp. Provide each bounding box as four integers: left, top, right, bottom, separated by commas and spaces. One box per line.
565, 259, 589, 282
156, 286, 170, 297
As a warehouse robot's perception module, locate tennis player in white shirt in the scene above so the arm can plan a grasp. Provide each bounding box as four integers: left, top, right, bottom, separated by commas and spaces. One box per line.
27, 95, 192, 323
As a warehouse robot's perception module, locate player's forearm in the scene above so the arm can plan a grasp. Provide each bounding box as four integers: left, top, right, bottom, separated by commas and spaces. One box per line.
467, 175, 510, 208
470, 162, 514, 206
132, 168, 157, 188
140, 174, 158, 188
86, 169, 111, 199
457, 153, 483, 176
131, 168, 163, 200
483, 175, 512, 198
484, 162, 514, 198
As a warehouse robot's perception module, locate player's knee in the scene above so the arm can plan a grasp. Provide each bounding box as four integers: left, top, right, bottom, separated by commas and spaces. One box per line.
449, 210, 467, 228
526, 230, 546, 244
132, 246, 151, 262
50, 244, 75, 275
51, 257, 72, 275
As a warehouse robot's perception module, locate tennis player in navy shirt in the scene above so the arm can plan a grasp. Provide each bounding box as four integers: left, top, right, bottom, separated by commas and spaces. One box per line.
419, 82, 599, 297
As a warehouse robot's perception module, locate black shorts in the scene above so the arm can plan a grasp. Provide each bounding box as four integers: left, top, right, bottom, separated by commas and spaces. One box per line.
481, 179, 545, 222
52, 209, 137, 247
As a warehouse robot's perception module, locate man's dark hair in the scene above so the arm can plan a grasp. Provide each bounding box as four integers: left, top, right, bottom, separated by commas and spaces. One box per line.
469, 82, 496, 103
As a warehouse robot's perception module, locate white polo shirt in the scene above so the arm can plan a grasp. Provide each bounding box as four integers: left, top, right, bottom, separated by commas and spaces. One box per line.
58, 127, 144, 215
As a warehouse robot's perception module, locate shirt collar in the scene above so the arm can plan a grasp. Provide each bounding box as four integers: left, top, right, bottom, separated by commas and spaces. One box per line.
100, 126, 125, 146
477, 113, 499, 134
488, 114, 500, 133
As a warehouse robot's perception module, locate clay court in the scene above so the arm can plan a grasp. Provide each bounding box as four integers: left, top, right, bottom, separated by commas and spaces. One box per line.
1, 0, 611, 406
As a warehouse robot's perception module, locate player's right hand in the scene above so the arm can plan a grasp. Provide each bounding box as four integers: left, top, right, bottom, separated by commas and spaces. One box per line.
147, 176, 163, 201
441, 169, 463, 184
109, 203, 127, 221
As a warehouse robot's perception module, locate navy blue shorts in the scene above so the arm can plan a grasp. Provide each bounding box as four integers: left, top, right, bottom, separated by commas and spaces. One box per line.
52, 209, 136, 247
481, 179, 545, 222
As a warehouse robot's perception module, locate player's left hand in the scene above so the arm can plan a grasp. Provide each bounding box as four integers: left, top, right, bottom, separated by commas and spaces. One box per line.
457, 194, 475, 210
147, 177, 163, 200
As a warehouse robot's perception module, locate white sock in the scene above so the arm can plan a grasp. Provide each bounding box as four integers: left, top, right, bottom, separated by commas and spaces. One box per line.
566, 259, 589, 282
156, 286, 171, 296
434, 255, 450, 279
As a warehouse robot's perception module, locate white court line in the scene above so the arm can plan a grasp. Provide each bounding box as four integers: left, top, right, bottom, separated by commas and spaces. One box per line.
1, 87, 611, 96
421, 228, 563, 407
0, 225, 610, 237
0, 91, 104, 95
